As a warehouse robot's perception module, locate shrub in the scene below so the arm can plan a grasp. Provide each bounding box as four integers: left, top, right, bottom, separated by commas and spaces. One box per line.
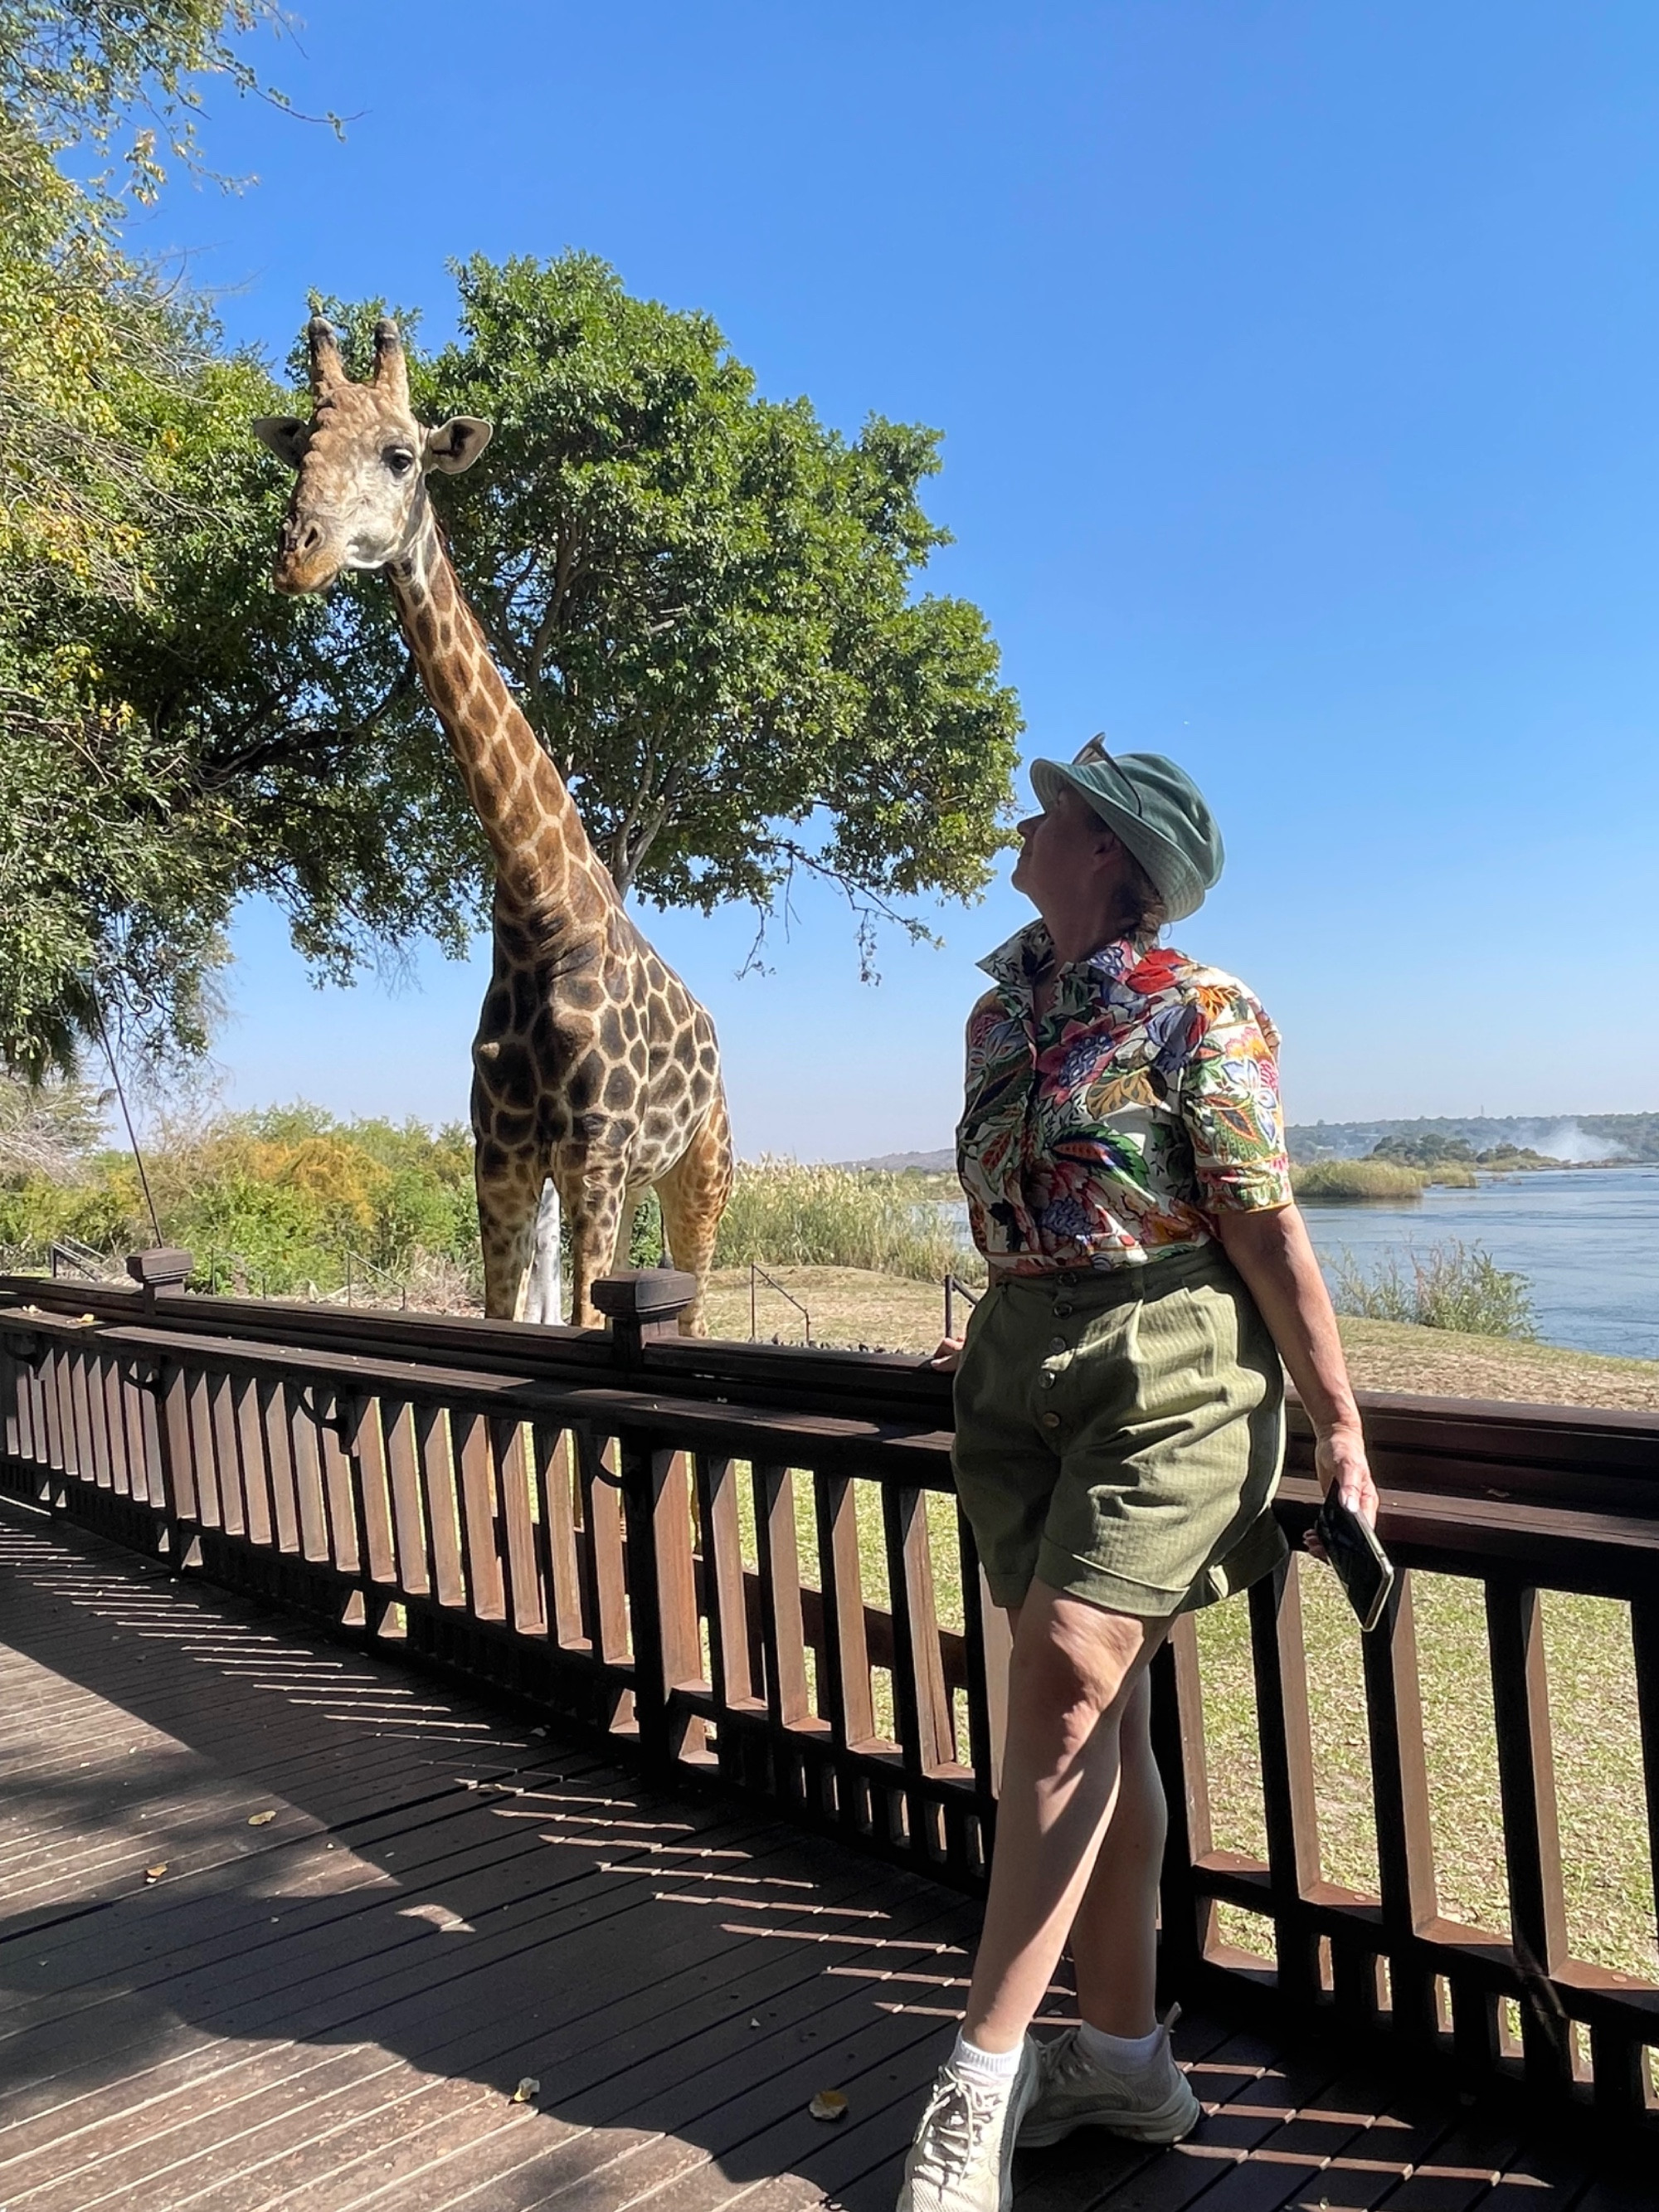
1292, 1159, 1425, 1201
713, 1159, 966, 1281
1331, 1240, 1537, 1339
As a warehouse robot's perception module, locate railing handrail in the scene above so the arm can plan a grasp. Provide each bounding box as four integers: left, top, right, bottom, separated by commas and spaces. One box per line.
5, 1267, 1657, 1449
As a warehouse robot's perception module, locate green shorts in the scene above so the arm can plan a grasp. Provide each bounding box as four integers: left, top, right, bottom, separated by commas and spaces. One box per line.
951, 1244, 1287, 1618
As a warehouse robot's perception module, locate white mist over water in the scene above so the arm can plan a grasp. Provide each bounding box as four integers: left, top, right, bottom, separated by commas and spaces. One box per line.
1527, 1121, 1627, 1163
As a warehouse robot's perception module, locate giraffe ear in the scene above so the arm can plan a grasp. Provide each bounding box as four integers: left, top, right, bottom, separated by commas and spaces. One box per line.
252, 416, 311, 468
425, 417, 493, 475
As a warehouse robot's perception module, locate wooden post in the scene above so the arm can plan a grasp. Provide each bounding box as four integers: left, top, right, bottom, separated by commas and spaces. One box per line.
125, 1248, 192, 1310
591, 1269, 698, 1362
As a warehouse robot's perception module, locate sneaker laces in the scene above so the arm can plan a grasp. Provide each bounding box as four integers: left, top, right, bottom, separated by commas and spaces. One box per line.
911, 2073, 1003, 2185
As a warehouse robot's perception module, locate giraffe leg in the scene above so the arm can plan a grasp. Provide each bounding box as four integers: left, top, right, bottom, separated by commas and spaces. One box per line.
477, 1169, 542, 1322
555, 1154, 631, 1329
654, 1089, 735, 1337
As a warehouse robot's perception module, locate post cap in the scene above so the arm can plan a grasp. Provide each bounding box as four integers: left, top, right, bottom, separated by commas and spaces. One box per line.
126, 1248, 193, 1289
590, 1269, 698, 1323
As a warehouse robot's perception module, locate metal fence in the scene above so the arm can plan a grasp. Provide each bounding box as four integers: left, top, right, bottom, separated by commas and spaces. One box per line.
1, 1259, 1654, 2135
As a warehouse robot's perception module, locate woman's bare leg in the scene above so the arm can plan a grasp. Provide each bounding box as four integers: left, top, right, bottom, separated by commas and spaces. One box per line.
961, 1582, 1167, 2051
1065, 1669, 1165, 2036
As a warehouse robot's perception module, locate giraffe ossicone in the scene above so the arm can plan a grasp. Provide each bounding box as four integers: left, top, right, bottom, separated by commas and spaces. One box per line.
254, 315, 733, 1333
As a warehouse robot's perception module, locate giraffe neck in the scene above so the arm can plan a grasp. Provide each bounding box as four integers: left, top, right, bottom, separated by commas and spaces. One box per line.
387, 500, 615, 930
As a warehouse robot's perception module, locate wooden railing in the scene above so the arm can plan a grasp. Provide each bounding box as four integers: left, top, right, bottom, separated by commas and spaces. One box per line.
1, 1260, 1655, 2134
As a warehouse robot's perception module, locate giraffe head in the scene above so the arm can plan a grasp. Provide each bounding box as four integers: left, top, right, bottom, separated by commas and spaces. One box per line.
252, 316, 493, 595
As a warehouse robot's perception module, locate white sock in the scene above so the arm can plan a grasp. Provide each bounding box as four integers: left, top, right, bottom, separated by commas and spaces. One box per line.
951, 2032, 1024, 2088
1077, 2020, 1161, 2071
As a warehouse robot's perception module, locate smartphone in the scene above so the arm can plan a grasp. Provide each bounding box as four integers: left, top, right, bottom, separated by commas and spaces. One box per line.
1315, 1490, 1395, 1633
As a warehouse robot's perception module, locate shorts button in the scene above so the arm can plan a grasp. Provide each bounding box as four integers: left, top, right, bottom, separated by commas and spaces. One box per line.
1040, 1411, 1061, 1430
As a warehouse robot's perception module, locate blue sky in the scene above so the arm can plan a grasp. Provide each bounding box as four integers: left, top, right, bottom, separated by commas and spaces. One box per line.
153, 1, 1659, 1156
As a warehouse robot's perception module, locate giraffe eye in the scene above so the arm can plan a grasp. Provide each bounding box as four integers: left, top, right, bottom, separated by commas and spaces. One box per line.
384, 447, 416, 477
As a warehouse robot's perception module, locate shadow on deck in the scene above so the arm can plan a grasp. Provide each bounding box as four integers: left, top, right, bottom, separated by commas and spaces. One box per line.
0, 1500, 1641, 2212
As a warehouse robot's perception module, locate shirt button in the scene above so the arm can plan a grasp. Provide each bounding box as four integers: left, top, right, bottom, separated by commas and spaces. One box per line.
1039, 1372, 1055, 1388
1053, 1302, 1074, 1318
1049, 1335, 1068, 1352
1040, 1411, 1061, 1430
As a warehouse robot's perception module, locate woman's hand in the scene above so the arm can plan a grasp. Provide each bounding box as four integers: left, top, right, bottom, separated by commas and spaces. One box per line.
1304, 1426, 1380, 1557
928, 1335, 966, 1373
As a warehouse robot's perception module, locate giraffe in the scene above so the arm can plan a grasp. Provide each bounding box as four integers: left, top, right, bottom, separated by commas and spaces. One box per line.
253, 316, 733, 1332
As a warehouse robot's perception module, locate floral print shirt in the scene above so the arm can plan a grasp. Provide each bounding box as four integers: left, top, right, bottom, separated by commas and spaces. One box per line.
956, 922, 1292, 1275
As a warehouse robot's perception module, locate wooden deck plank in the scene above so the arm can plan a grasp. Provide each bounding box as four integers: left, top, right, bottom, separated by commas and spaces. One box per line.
0, 1501, 1626, 2212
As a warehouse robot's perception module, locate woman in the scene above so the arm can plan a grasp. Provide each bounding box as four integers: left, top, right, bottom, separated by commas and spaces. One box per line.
899, 739, 1378, 2212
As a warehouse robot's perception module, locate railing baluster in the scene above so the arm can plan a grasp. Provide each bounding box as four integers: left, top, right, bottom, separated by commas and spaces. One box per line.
1249, 1557, 1324, 2012
207, 1370, 245, 1536
957, 1508, 1010, 1798
450, 1409, 504, 1620
754, 1459, 811, 1729
285, 1379, 330, 1563
1152, 1611, 1218, 1985
41, 1343, 66, 1474
159, 1363, 197, 1532
1486, 1579, 1573, 2094
382, 1399, 430, 1596
416, 1404, 465, 1607
495, 1415, 546, 1636
575, 1426, 630, 1668
344, 1393, 397, 1587
232, 1373, 272, 1547
533, 1424, 583, 1647
620, 1435, 705, 1772
1603, 1595, 1659, 2119
1361, 1569, 1439, 2048
186, 1368, 221, 1529
882, 1482, 956, 1858
95, 1352, 124, 1494
814, 1469, 874, 1751
694, 1452, 754, 1711
259, 1376, 300, 1553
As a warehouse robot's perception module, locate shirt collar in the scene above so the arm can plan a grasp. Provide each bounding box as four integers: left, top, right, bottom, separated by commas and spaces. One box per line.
977, 919, 1149, 992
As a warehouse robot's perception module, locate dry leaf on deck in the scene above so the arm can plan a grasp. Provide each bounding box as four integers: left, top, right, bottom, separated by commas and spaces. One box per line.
247, 1811, 275, 1826
512, 2077, 541, 2104
144, 1864, 167, 1883
809, 2091, 849, 2122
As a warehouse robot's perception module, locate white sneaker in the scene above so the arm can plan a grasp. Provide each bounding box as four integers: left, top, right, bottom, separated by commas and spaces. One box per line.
1016, 2010, 1199, 2148
897, 2039, 1040, 2212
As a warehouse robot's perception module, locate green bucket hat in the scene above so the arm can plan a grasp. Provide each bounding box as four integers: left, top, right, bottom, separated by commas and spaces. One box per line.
1029, 736, 1224, 923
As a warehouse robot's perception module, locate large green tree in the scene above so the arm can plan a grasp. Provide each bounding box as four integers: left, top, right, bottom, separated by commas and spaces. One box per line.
0, 13, 1020, 1076
417, 256, 1021, 967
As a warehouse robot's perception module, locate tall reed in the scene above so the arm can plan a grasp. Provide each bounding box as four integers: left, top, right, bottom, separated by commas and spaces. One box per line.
1330, 1240, 1537, 1338
713, 1158, 967, 1281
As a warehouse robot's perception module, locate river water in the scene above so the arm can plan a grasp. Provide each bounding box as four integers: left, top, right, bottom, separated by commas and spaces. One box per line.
1297, 1167, 1659, 1362
938, 1167, 1659, 1362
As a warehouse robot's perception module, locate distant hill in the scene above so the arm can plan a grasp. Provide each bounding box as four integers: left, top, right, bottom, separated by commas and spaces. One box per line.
846, 1148, 956, 1173
849, 1115, 1659, 1173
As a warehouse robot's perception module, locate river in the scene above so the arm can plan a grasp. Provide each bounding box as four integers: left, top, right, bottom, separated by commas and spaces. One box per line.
937, 1167, 1659, 1362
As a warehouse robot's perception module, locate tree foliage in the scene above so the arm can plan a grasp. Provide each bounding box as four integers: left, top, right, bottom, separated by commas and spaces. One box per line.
0, 12, 1019, 1079
414, 256, 1023, 962
0, 4, 481, 1077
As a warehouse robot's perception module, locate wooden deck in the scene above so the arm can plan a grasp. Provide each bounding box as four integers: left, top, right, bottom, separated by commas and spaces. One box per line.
0, 1499, 1639, 2212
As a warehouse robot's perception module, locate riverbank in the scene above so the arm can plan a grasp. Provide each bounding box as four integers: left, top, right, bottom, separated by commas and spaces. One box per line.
706, 1264, 1659, 1407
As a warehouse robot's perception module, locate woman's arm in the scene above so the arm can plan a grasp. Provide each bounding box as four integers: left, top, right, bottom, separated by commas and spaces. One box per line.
1214, 1203, 1379, 1526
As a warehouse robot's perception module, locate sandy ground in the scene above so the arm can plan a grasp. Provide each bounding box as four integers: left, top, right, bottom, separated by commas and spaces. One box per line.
702, 1264, 1659, 1409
